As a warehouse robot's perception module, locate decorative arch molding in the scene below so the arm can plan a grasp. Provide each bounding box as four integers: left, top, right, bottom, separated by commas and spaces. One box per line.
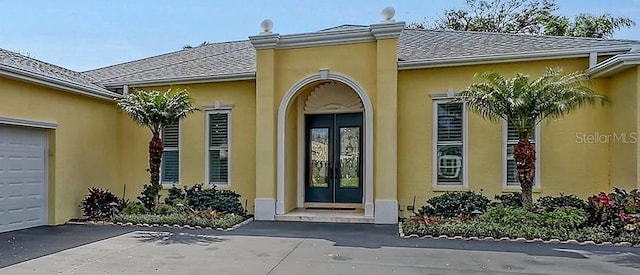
276, 70, 374, 217
304, 82, 364, 114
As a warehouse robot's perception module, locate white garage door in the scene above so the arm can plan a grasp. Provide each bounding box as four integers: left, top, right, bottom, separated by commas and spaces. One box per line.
0, 125, 48, 233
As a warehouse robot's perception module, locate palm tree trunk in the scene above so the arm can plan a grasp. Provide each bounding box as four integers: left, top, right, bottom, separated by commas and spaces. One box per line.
149, 135, 163, 186
514, 139, 536, 210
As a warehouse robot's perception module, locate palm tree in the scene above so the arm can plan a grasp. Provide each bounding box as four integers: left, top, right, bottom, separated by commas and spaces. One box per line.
117, 88, 198, 188
457, 68, 606, 209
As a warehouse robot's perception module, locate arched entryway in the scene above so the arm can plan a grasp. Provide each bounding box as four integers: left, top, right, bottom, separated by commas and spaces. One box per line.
276, 71, 374, 217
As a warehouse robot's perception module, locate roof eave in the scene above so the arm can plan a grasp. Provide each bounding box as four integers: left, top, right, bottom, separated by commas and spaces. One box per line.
0, 64, 120, 101
586, 53, 640, 78
397, 46, 633, 70
101, 72, 257, 89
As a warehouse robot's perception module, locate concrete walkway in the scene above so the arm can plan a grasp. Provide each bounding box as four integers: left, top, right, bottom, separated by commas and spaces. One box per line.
1, 222, 639, 274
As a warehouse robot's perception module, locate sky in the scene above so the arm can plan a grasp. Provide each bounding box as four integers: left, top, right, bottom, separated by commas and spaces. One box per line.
1, 0, 639, 71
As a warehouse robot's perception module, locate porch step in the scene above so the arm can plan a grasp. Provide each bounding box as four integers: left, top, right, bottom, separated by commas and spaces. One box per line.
274, 208, 374, 224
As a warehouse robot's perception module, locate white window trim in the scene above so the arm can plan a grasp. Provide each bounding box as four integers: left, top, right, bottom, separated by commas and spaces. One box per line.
161, 121, 181, 186
432, 98, 468, 188
502, 120, 541, 190
205, 109, 232, 186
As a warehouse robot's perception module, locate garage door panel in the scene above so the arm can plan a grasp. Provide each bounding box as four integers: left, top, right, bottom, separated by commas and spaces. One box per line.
0, 125, 47, 233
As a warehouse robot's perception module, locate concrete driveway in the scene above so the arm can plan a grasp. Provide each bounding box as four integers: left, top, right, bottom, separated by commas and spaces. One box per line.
0, 222, 639, 274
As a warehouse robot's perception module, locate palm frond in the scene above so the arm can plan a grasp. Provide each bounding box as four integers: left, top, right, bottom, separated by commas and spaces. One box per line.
457, 68, 606, 139
117, 88, 199, 135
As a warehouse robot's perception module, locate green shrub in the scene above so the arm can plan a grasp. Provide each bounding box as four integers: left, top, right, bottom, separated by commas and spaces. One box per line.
492, 193, 522, 208
535, 194, 588, 212
121, 202, 148, 215
138, 183, 162, 210
587, 188, 640, 235
164, 185, 186, 206
419, 191, 490, 218
153, 204, 180, 215
112, 213, 244, 229
80, 187, 120, 220
183, 184, 245, 215
538, 207, 588, 230
479, 206, 537, 227
184, 184, 217, 211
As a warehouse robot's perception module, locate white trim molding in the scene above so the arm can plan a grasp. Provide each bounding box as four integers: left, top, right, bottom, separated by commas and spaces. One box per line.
205, 109, 232, 186
0, 116, 58, 129
249, 22, 405, 50
586, 52, 640, 78
432, 96, 468, 189
276, 70, 374, 218
501, 120, 541, 190
399, 46, 634, 71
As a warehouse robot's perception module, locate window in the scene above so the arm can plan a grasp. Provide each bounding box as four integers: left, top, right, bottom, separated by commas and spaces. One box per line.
161, 123, 179, 184
433, 101, 466, 186
504, 122, 540, 188
207, 111, 230, 185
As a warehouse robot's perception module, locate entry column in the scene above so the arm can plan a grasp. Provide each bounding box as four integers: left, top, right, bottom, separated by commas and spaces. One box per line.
250, 33, 280, 220
371, 22, 405, 224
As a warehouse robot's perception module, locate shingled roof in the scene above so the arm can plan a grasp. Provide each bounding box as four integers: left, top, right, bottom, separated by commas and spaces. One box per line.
0, 48, 115, 98
85, 26, 639, 87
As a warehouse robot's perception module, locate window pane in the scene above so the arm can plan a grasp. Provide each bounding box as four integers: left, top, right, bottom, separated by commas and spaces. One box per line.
161, 150, 179, 183
209, 113, 228, 147
437, 103, 463, 142
339, 127, 360, 188
436, 145, 463, 184
162, 124, 179, 148
309, 128, 329, 188
209, 149, 228, 183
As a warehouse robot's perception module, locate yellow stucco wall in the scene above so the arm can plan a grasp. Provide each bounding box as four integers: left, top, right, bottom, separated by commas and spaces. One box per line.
609, 67, 639, 190
0, 77, 121, 224
118, 81, 257, 213
397, 58, 612, 216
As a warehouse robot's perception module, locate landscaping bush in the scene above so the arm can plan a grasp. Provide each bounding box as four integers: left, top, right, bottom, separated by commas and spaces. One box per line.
80, 187, 120, 220
492, 193, 522, 208
587, 188, 640, 235
153, 204, 180, 215
121, 201, 148, 215
183, 184, 245, 215
138, 183, 162, 210
418, 191, 490, 218
538, 207, 587, 230
535, 194, 588, 212
479, 206, 537, 227
164, 185, 186, 206
184, 184, 217, 211
112, 213, 244, 229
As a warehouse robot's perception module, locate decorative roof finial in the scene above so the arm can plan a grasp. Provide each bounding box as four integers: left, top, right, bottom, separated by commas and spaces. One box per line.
260, 19, 274, 34
381, 7, 395, 22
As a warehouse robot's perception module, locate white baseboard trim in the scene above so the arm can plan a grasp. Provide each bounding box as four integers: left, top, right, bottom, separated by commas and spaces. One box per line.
374, 200, 398, 224
254, 198, 276, 221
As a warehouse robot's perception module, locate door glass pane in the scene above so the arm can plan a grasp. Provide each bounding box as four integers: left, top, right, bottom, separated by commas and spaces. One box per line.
310, 128, 329, 187
436, 145, 463, 184
339, 127, 360, 188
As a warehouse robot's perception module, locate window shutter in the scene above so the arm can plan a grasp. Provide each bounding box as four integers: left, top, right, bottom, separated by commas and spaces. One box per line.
163, 124, 179, 147
507, 124, 534, 141
437, 103, 463, 142
161, 151, 179, 182
209, 113, 228, 148
209, 150, 228, 183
